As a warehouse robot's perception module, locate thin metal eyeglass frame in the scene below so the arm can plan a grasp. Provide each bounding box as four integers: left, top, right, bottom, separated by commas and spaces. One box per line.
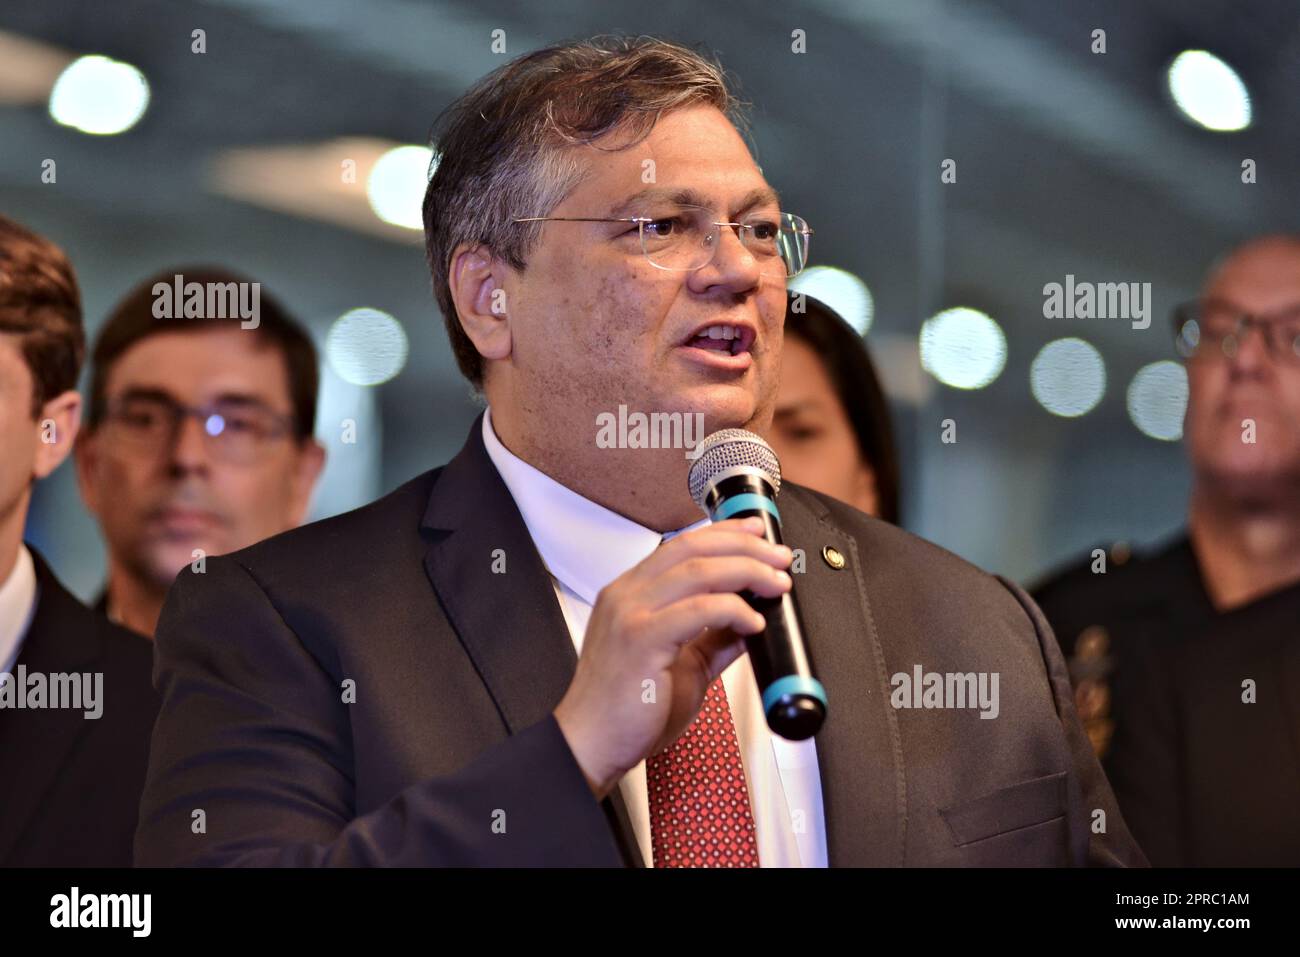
511, 208, 813, 277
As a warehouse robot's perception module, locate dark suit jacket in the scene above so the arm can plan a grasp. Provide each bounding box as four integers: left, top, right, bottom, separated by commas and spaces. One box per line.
0, 546, 159, 866
135, 416, 1145, 867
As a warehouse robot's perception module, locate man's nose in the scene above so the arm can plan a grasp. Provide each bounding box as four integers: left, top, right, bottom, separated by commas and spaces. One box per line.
1227, 321, 1270, 373
166, 413, 213, 472
691, 224, 763, 292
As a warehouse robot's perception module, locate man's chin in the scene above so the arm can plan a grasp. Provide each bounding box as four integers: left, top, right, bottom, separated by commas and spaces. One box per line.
141, 538, 225, 585
666, 382, 766, 433
1197, 451, 1300, 500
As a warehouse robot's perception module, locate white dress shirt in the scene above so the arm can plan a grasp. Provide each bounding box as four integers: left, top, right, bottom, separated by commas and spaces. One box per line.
481, 408, 828, 867
0, 543, 39, 682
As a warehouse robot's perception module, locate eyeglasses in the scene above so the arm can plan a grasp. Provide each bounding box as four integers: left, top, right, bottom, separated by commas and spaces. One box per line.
512, 203, 813, 277
100, 394, 297, 465
1172, 298, 1300, 364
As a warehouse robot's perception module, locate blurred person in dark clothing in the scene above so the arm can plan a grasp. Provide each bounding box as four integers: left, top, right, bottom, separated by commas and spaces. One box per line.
769, 292, 900, 524
0, 214, 157, 866
74, 267, 325, 638
1033, 234, 1300, 866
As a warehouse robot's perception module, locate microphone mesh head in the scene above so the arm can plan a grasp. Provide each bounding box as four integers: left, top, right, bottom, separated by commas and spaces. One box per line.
688, 429, 782, 509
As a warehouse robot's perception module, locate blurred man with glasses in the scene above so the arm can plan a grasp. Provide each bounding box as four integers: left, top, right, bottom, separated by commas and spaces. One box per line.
136, 37, 1140, 868
75, 267, 324, 638
1034, 235, 1300, 865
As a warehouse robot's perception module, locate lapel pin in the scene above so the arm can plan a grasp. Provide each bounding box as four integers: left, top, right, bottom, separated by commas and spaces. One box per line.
822, 545, 846, 570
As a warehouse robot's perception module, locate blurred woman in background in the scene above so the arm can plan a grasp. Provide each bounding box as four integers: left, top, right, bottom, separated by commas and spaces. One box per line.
770, 292, 901, 524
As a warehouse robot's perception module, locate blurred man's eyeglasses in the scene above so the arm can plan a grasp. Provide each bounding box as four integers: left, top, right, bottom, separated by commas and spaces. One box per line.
100, 393, 297, 465
1172, 298, 1300, 364
512, 203, 813, 278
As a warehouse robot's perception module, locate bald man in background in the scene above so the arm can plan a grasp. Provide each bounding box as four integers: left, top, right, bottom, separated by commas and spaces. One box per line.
1033, 235, 1300, 866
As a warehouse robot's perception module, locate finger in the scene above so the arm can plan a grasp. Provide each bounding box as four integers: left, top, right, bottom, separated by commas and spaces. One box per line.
638, 520, 792, 578
642, 555, 792, 610
683, 626, 751, 684
649, 593, 767, 649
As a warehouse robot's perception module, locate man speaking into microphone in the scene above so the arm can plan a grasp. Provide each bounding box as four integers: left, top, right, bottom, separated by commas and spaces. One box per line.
136, 36, 1143, 867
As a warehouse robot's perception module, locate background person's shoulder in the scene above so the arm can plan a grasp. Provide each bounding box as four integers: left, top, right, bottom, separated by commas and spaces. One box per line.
28, 545, 156, 692
1030, 539, 1157, 604
781, 482, 1024, 611
1028, 534, 1191, 652
96, 615, 157, 696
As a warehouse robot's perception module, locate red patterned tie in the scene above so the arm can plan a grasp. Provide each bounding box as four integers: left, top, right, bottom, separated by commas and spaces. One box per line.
645, 675, 760, 867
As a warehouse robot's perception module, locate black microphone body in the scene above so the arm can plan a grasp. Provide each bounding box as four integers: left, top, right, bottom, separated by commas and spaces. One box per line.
689, 434, 827, 740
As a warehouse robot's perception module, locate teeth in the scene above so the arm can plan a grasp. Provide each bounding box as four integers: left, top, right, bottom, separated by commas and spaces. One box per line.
700, 325, 741, 341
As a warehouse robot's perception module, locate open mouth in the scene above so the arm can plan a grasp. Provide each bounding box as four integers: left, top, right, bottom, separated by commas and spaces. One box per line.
682, 323, 755, 356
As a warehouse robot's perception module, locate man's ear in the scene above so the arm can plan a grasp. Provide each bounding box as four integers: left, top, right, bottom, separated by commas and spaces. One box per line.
287, 438, 326, 528
32, 389, 81, 481
447, 243, 512, 365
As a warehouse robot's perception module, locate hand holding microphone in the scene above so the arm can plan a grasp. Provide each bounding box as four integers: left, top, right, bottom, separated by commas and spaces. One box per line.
554, 516, 794, 800
554, 428, 825, 800
687, 429, 827, 741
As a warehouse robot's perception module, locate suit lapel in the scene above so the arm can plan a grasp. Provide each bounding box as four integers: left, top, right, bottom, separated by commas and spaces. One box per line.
416, 421, 901, 867
0, 548, 102, 861
780, 487, 906, 866
420, 415, 644, 866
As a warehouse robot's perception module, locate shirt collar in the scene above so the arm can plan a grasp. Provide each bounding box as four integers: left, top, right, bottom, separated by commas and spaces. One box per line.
0, 543, 38, 675
481, 407, 708, 605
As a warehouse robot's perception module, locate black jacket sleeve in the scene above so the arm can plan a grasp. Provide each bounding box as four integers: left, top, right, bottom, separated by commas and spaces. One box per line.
134, 555, 624, 867
997, 576, 1149, 867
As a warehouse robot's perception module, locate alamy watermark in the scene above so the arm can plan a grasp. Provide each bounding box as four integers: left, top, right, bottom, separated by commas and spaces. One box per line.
596, 405, 706, 459
50, 887, 150, 937
890, 665, 1000, 719
1043, 274, 1151, 330
0, 667, 103, 719
152, 273, 260, 328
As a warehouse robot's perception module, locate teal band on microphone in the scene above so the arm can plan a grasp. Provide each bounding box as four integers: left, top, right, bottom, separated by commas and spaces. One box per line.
762, 675, 827, 713
711, 493, 780, 522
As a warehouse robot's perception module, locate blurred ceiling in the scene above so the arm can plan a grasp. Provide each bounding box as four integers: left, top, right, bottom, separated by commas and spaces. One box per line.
2, 0, 1297, 579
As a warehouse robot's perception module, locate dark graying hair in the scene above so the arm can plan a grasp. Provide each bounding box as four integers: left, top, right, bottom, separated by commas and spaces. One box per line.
86, 266, 319, 440
422, 35, 747, 387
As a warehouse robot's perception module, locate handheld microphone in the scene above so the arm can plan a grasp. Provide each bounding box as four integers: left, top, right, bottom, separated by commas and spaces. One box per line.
688, 429, 827, 740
